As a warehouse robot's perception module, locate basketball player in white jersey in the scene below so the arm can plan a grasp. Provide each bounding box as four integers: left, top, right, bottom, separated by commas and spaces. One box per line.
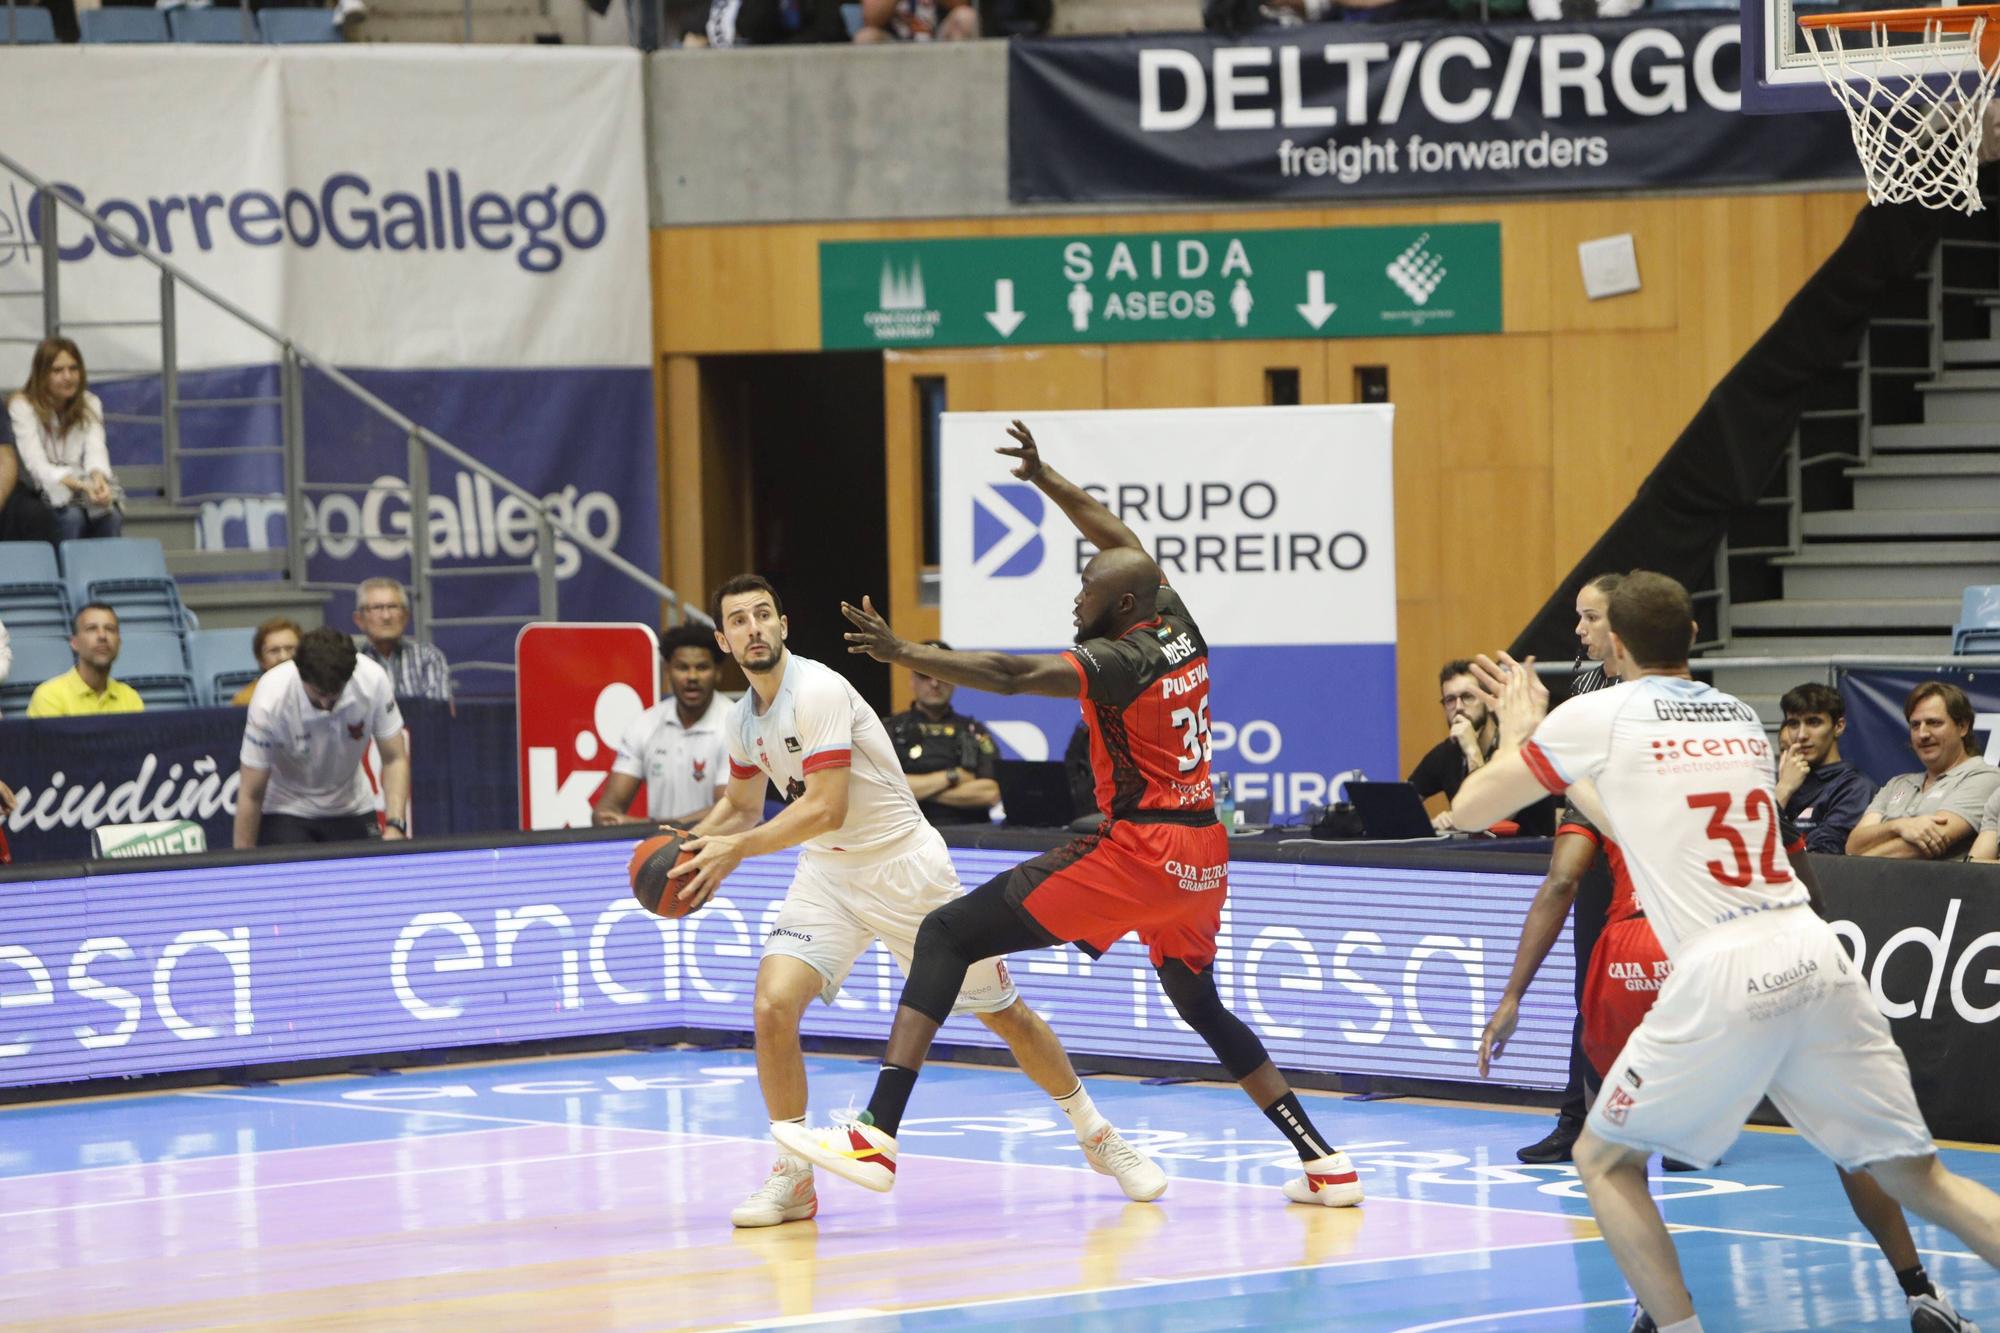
669, 574, 1165, 1228
1450, 572, 2000, 1333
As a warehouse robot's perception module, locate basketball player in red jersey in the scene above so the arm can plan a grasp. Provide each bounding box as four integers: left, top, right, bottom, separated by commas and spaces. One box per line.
774, 420, 1362, 1209
1480, 808, 1976, 1333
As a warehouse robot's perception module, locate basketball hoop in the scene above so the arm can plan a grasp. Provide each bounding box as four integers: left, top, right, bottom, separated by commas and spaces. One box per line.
1799, 4, 2000, 213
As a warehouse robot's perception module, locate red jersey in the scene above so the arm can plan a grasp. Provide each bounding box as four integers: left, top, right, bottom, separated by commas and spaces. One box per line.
1063, 584, 1218, 825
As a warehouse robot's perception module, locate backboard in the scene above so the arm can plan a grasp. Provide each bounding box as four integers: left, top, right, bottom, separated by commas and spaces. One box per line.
1745, 0, 1992, 112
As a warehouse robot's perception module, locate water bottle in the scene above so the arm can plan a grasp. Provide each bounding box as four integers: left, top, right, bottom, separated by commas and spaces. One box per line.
1213, 771, 1235, 832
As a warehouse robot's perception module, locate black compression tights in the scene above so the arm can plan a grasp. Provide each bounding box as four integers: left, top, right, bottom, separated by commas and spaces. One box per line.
899, 874, 1058, 1023
1155, 957, 1272, 1080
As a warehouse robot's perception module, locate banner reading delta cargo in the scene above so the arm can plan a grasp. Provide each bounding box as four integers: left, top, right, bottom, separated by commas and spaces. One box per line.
1007, 17, 1858, 204
0, 49, 658, 671
939, 406, 1396, 819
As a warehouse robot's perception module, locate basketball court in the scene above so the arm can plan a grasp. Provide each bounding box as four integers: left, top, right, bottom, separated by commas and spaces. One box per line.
4, 1047, 1994, 1330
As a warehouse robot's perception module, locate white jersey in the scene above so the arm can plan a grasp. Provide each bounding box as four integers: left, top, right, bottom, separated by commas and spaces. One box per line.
611, 694, 730, 821
241, 657, 402, 818
727, 653, 927, 859
1522, 676, 1810, 955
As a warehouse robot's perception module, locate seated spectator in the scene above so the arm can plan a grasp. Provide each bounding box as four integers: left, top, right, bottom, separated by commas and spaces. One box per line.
235, 627, 408, 848
853, 0, 977, 42
592, 623, 731, 828
353, 577, 451, 703
26, 602, 141, 718
1846, 681, 2000, 860
8, 337, 122, 543
886, 641, 1001, 826
0, 409, 59, 546
230, 616, 304, 707
1409, 658, 1555, 835
697, 0, 850, 46
1772, 681, 1876, 855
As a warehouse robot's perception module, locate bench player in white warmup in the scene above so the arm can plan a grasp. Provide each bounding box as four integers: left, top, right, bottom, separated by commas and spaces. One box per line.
669, 574, 1166, 1228
1450, 571, 2000, 1333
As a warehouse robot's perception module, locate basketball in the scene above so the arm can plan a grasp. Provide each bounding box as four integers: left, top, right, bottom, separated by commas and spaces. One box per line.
628, 830, 698, 917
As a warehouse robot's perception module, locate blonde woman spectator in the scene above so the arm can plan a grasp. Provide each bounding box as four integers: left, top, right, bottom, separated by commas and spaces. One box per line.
230, 617, 304, 707
8, 337, 121, 544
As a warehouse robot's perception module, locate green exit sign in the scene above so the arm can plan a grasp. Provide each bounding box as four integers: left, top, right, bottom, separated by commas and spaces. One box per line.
819, 223, 1501, 351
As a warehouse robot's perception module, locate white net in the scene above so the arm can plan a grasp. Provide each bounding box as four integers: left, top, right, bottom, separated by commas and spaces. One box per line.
1801, 12, 2000, 213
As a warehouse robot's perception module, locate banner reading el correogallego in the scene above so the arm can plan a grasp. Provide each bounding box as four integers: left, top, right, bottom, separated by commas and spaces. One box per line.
0, 49, 657, 670
1007, 17, 1858, 205
940, 407, 1396, 820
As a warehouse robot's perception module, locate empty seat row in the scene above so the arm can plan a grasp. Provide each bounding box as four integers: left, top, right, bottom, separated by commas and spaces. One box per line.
1, 6, 343, 43
2, 625, 258, 713
0, 538, 189, 637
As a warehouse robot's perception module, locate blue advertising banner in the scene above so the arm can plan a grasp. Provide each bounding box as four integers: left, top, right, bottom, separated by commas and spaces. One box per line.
0, 837, 1576, 1092
1007, 18, 1859, 205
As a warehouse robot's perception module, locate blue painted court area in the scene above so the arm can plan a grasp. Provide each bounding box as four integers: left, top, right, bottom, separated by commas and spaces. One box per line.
0, 1049, 1994, 1331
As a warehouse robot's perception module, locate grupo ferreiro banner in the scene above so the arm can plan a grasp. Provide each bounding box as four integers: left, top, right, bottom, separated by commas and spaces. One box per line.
1007, 18, 1859, 205
0, 49, 658, 672
939, 406, 1396, 819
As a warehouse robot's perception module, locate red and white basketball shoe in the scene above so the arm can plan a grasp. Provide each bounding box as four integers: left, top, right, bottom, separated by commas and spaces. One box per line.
1281, 1150, 1364, 1207
772, 1115, 899, 1193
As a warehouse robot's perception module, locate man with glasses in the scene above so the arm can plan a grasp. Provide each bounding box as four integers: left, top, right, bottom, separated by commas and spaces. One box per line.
353, 577, 451, 704
1409, 659, 1555, 834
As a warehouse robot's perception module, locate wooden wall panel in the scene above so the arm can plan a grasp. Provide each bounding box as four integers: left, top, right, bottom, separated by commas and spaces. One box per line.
654, 186, 1873, 772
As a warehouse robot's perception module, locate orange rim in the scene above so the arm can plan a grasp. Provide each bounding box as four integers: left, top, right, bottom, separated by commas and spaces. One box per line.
1799, 4, 2000, 68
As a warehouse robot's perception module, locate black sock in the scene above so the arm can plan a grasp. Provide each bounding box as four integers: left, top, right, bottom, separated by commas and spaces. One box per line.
1262, 1091, 1334, 1162
865, 1064, 920, 1138
1895, 1263, 1935, 1299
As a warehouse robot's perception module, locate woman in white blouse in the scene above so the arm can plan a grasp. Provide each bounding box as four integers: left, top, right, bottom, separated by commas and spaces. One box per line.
8, 336, 121, 543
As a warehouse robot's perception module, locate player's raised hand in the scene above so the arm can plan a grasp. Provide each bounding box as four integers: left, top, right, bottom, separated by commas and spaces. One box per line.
841, 595, 903, 663
997, 419, 1045, 481
1478, 995, 1519, 1078
1469, 652, 1548, 743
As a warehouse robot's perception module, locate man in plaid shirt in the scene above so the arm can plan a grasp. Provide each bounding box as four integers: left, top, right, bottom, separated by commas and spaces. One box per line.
353, 577, 452, 703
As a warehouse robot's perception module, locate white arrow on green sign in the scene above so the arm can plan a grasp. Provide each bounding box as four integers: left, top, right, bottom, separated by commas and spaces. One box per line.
819, 223, 1500, 351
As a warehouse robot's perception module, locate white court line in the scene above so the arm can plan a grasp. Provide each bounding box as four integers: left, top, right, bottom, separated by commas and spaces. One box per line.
0, 1124, 527, 1188
0, 1137, 735, 1221
180, 1088, 635, 1129
1394, 1299, 1632, 1331
170, 1091, 1984, 1262
736, 1234, 1612, 1330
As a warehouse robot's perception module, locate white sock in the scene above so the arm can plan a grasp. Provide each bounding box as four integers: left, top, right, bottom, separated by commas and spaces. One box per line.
1053, 1082, 1107, 1135
772, 1117, 808, 1170
1659, 1317, 1703, 1333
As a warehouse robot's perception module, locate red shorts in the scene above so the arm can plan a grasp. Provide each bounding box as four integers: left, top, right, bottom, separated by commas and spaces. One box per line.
1002, 818, 1229, 970
1581, 914, 1672, 1077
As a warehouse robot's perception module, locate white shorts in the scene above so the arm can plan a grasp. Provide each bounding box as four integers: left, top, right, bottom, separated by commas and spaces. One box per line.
764, 834, 1019, 1016
1589, 908, 1935, 1171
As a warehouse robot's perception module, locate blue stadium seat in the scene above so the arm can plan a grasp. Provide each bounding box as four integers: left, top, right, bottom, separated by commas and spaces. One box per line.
116, 631, 198, 710
0, 541, 73, 636
0, 7, 57, 42
1953, 585, 2000, 654
259, 7, 341, 40
190, 626, 258, 706
1, 633, 74, 715
79, 8, 169, 40
60, 538, 188, 634
169, 5, 257, 39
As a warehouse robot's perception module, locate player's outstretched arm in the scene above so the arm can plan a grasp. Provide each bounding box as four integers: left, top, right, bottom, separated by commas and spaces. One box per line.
842, 595, 1080, 698
1480, 830, 1597, 1077
999, 420, 1144, 555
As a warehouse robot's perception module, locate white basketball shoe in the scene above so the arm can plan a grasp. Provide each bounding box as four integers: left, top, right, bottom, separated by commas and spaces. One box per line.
1077, 1120, 1169, 1202
772, 1115, 899, 1193
1281, 1150, 1364, 1207
729, 1155, 817, 1228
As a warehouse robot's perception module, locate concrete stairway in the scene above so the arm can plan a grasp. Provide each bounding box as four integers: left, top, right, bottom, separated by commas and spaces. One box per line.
117, 465, 327, 632
1702, 290, 2000, 726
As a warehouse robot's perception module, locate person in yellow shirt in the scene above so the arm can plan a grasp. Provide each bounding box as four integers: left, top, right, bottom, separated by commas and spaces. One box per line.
26, 602, 143, 718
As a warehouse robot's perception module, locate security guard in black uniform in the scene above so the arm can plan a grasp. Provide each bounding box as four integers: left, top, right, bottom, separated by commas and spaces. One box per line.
885, 640, 1001, 827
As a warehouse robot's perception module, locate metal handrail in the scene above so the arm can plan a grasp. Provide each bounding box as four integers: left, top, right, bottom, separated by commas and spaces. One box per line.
1540, 655, 2000, 681
0, 146, 707, 636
